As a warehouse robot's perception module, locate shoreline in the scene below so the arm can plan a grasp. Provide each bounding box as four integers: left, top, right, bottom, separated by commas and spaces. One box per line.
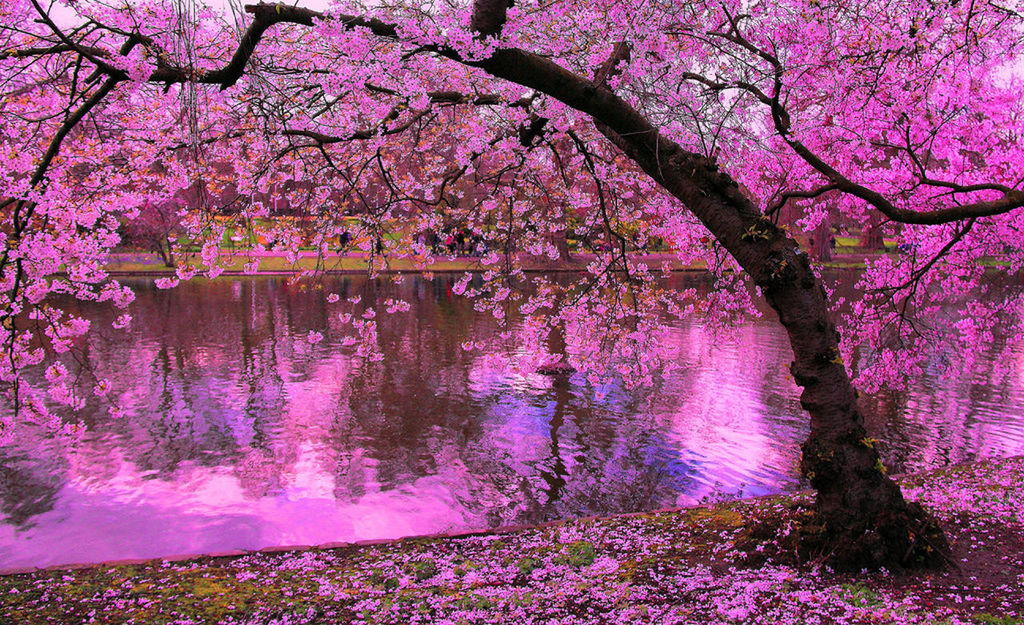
100, 250, 886, 278
0, 460, 962, 578
0, 504, 732, 578
3, 455, 1022, 624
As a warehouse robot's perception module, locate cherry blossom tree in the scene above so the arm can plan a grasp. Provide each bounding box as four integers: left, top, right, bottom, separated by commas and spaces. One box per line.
121, 196, 182, 267
2, 0, 1023, 570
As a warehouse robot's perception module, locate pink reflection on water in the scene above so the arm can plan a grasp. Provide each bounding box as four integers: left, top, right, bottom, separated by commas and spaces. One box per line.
657, 323, 804, 505
2, 276, 1023, 569
1, 440, 479, 567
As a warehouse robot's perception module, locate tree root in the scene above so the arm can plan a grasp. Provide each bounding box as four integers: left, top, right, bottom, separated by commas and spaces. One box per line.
735, 500, 951, 572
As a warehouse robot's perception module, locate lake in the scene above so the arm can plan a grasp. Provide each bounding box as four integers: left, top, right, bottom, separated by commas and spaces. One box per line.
1, 274, 1022, 568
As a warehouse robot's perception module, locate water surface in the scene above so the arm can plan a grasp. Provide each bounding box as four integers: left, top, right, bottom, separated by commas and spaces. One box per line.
1, 275, 1021, 568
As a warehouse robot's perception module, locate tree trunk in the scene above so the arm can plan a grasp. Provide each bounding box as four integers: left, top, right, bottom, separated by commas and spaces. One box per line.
860, 213, 886, 251
552, 229, 571, 263
158, 239, 176, 268
616, 138, 946, 571
475, 48, 949, 569
812, 221, 833, 262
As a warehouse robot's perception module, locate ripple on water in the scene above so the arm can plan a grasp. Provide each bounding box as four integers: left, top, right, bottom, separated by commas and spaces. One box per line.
1, 275, 1022, 568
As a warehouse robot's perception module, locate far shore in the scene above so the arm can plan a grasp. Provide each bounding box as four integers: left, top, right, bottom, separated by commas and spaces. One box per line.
102, 249, 889, 277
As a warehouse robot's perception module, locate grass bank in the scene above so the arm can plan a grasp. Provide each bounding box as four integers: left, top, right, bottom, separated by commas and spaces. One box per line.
2, 457, 1022, 624
102, 250, 888, 276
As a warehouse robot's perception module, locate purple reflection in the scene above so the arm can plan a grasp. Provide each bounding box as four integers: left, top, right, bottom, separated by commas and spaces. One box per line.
1, 275, 1022, 568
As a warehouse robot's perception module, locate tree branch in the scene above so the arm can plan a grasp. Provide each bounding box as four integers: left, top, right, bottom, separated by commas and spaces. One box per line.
699, 16, 1024, 226
0, 43, 110, 60
877, 218, 977, 293
28, 0, 126, 78
765, 183, 840, 218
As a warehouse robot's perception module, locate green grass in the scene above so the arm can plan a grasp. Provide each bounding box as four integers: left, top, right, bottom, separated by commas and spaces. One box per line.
103, 255, 496, 274
103, 251, 707, 275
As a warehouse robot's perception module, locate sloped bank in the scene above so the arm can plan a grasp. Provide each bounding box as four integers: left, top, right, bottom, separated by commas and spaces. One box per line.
1, 457, 1022, 625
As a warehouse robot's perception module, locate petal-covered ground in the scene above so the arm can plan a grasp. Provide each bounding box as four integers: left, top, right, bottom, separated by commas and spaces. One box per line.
2, 457, 1022, 624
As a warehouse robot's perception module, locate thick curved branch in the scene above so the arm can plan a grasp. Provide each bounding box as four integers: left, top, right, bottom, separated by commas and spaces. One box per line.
144, 4, 319, 87
679, 72, 772, 106
426, 90, 503, 106
142, 5, 406, 88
